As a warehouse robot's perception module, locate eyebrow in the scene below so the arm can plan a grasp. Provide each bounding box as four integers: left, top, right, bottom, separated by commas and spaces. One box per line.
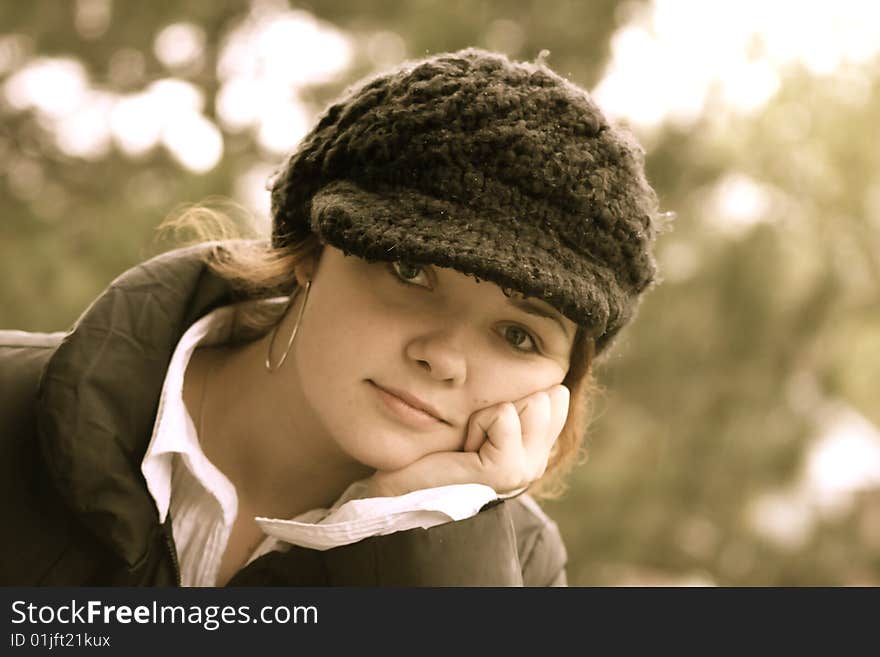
506, 296, 573, 340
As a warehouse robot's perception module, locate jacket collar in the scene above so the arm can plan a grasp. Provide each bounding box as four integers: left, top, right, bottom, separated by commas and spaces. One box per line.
36, 242, 238, 568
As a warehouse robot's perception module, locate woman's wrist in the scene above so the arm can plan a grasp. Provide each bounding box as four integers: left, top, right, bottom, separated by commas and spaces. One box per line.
364, 471, 401, 498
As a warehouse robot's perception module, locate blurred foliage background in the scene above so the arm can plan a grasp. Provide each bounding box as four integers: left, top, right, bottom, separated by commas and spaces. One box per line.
2, 0, 878, 585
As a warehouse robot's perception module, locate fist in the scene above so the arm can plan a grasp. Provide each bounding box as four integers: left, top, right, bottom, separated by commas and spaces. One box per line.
366, 384, 570, 497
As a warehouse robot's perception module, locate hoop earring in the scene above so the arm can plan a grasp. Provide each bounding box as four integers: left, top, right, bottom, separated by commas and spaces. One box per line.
265, 280, 310, 372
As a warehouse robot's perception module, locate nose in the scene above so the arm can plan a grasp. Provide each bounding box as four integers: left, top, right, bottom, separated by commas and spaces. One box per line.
404, 328, 467, 385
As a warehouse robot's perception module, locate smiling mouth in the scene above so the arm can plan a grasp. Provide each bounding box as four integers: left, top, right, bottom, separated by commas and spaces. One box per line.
367, 380, 450, 427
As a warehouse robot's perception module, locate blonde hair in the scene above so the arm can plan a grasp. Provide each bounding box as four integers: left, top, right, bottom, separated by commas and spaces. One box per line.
156, 199, 596, 499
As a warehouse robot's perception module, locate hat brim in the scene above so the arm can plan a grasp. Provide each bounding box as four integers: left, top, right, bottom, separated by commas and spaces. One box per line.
309, 180, 627, 347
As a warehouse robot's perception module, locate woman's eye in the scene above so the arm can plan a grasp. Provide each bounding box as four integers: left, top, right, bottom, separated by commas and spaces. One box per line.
389, 261, 431, 288
503, 325, 539, 353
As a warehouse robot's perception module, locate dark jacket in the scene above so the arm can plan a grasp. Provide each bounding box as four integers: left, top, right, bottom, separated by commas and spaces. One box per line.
0, 244, 567, 586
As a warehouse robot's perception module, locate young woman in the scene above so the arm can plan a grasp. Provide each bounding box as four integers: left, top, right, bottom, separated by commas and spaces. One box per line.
0, 48, 660, 586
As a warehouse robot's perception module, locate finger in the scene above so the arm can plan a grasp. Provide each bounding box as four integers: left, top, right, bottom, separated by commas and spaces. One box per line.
546, 384, 570, 445
463, 402, 516, 453
516, 391, 554, 477
465, 402, 521, 458
463, 405, 493, 452
517, 390, 551, 452
511, 396, 531, 416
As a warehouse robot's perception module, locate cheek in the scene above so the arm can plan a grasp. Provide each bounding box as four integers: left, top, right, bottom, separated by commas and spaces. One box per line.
466, 357, 568, 408
294, 297, 392, 407
290, 281, 453, 469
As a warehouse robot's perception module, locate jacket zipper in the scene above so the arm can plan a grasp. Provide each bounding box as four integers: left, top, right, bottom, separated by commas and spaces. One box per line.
163, 521, 182, 585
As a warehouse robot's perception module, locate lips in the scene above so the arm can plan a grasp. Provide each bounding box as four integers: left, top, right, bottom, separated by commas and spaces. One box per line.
368, 380, 450, 425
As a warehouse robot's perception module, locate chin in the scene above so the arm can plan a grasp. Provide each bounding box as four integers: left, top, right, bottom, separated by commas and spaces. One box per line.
348, 433, 431, 472
339, 425, 456, 473
319, 382, 465, 472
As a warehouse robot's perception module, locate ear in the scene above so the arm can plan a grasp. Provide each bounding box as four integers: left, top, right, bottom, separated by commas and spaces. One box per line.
293, 262, 312, 287
292, 250, 321, 287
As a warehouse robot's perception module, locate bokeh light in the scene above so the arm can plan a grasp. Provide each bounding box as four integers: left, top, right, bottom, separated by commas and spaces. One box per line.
594, 0, 880, 129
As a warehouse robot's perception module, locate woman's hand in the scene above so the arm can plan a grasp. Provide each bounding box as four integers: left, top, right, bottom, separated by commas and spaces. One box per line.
365, 384, 570, 498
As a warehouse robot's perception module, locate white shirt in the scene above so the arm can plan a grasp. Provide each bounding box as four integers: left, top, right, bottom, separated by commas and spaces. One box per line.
140, 301, 505, 586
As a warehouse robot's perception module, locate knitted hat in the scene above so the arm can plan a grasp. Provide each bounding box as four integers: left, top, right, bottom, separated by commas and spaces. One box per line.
270, 48, 659, 353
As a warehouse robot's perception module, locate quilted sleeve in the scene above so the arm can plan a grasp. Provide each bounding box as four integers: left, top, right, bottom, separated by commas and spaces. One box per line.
228, 500, 524, 586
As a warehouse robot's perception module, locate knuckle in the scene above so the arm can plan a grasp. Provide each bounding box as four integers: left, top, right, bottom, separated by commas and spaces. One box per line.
550, 385, 570, 409
499, 402, 519, 423
553, 383, 570, 398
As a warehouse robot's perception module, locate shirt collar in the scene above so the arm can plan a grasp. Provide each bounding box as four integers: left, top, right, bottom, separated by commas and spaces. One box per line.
142, 302, 247, 526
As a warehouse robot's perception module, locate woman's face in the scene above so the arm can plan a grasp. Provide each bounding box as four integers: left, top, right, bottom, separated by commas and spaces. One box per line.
292, 245, 577, 471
